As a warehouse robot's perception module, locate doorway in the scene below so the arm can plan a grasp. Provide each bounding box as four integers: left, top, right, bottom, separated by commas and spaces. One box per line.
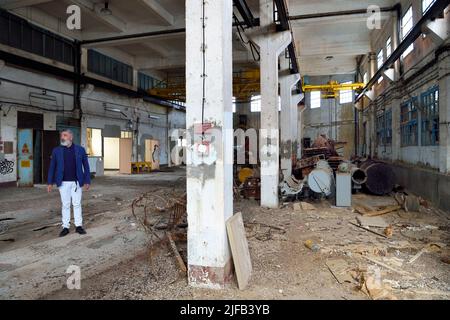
103, 137, 120, 170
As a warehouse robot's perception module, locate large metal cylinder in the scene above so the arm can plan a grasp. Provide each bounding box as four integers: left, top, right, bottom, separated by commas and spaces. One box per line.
308, 160, 333, 196
359, 160, 395, 195
351, 167, 367, 185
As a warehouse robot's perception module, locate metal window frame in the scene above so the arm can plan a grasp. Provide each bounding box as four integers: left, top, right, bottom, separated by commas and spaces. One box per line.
400, 97, 419, 147
0, 9, 74, 66
420, 86, 439, 146
87, 49, 133, 86
376, 108, 392, 146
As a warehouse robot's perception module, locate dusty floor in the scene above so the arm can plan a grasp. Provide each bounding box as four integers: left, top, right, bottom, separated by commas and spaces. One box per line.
1, 168, 449, 300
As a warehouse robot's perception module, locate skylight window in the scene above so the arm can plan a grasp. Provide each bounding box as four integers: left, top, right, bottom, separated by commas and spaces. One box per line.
250, 96, 281, 112
340, 82, 353, 104
250, 95, 261, 112
310, 91, 321, 109
401, 6, 414, 58
422, 0, 436, 13
377, 50, 384, 83
386, 37, 392, 57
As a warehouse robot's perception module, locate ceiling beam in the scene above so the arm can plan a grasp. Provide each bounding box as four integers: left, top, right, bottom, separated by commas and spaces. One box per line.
138, 0, 174, 26
289, 5, 398, 21
64, 0, 126, 32
80, 27, 185, 46
291, 13, 391, 27
0, 0, 53, 10
136, 51, 254, 70
298, 42, 370, 57
142, 42, 171, 57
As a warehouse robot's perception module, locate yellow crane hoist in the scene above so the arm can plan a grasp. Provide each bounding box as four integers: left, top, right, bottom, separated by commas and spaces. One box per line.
148, 69, 261, 102
302, 79, 365, 99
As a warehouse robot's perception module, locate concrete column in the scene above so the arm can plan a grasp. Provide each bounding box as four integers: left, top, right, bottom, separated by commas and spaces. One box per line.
291, 93, 303, 162
367, 51, 377, 158
391, 95, 401, 162
367, 52, 376, 78
280, 57, 300, 179
253, 0, 291, 208
369, 104, 377, 158
185, 0, 233, 289
392, 11, 401, 78
298, 103, 306, 158
439, 48, 450, 173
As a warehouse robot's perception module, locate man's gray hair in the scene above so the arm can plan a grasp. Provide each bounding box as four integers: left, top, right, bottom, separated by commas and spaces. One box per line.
61, 128, 74, 136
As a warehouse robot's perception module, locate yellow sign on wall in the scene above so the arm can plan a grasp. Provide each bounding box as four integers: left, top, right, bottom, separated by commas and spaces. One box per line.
21, 160, 31, 168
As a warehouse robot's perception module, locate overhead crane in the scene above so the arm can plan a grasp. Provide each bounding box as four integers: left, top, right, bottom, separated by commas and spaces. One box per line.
301, 78, 365, 99
148, 69, 261, 103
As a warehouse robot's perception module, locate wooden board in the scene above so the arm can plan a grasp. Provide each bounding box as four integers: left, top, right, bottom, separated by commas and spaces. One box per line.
226, 212, 252, 290
326, 259, 353, 284
119, 138, 132, 174
354, 204, 401, 217
356, 216, 388, 228
166, 231, 187, 274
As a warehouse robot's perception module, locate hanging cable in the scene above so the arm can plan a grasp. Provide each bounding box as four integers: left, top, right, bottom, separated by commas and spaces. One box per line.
233, 14, 260, 62
201, 0, 207, 139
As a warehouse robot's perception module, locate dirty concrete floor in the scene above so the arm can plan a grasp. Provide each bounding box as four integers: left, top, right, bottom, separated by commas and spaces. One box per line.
41, 190, 450, 300
0, 168, 185, 299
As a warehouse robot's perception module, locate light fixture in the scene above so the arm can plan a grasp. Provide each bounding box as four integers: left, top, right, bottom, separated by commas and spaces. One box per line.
149, 115, 160, 120
126, 120, 133, 130
105, 106, 121, 113
100, 2, 112, 15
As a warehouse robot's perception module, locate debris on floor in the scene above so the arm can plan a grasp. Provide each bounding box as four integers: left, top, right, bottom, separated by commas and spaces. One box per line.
2, 168, 448, 300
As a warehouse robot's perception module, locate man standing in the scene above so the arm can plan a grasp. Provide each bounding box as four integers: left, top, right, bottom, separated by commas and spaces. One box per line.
47, 129, 90, 237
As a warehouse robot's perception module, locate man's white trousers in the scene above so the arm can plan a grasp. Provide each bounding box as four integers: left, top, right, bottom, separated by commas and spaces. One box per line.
58, 181, 83, 228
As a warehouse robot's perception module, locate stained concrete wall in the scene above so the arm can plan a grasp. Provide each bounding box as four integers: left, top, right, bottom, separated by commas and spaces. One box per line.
0, 62, 185, 185
303, 74, 356, 158
390, 162, 450, 212
356, 3, 450, 211
366, 56, 441, 169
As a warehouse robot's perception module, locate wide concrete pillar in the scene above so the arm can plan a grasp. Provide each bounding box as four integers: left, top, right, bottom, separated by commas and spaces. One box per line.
280, 59, 300, 179
254, 0, 291, 208
439, 47, 450, 174
185, 0, 233, 289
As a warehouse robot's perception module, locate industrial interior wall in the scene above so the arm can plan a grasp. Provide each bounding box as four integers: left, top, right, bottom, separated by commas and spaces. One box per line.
360, 3, 449, 170
0, 62, 185, 186
80, 88, 174, 166
0, 63, 72, 186
303, 74, 356, 158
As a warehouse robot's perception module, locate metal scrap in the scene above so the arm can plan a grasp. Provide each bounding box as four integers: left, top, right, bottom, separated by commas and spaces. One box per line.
131, 189, 187, 241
